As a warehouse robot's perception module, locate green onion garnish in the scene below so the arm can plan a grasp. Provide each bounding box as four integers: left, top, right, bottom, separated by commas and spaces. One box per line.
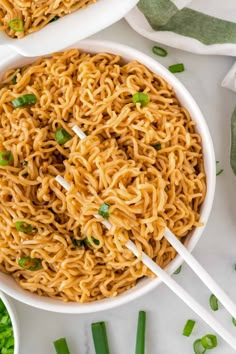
0, 151, 13, 167
55, 128, 72, 145
135, 311, 146, 354
15, 221, 33, 233
8, 19, 24, 32
85, 237, 100, 247
209, 294, 219, 311
152, 46, 168, 57
18, 256, 42, 271
50, 16, 60, 23
11, 94, 37, 108
0, 299, 14, 354
53, 337, 71, 354
182, 319, 195, 337
232, 317, 236, 326
174, 266, 182, 275
201, 334, 217, 349
216, 161, 223, 176
168, 63, 185, 73
72, 238, 83, 248
234, 263, 236, 271
92, 321, 110, 354
132, 92, 149, 107
98, 202, 110, 220
151, 144, 161, 151
193, 339, 206, 354
12, 75, 17, 85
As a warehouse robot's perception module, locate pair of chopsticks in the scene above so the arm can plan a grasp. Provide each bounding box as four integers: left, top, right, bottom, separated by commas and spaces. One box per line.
55, 125, 236, 350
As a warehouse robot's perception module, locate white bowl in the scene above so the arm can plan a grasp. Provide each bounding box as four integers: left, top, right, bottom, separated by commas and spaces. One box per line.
0, 0, 138, 57
0, 291, 19, 354
0, 40, 216, 313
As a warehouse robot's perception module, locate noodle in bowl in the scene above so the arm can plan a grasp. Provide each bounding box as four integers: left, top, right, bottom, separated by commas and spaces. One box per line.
0, 40, 215, 313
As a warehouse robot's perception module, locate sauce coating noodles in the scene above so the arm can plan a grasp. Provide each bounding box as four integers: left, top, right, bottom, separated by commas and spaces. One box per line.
0, 0, 97, 38
0, 49, 206, 302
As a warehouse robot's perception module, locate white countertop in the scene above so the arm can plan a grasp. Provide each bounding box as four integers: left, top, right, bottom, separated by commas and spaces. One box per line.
1, 19, 236, 354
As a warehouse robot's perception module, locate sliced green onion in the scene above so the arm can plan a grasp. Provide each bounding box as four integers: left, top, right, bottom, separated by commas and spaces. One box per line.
8, 19, 24, 32
209, 294, 218, 311
98, 202, 110, 219
18, 256, 42, 271
193, 339, 206, 354
53, 337, 70, 354
169, 63, 185, 73
12, 75, 17, 85
85, 237, 100, 246
232, 317, 236, 326
216, 161, 223, 176
135, 311, 146, 354
92, 321, 110, 354
12, 94, 37, 108
182, 319, 196, 337
0, 151, 13, 166
72, 238, 83, 248
152, 46, 168, 57
132, 92, 149, 107
55, 128, 72, 145
174, 265, 182, 275
0, 299, 14, 354
15, 221, 33, 233
201, 334, 217, 349
50, 16, 60, 23
151, 143, 161, 151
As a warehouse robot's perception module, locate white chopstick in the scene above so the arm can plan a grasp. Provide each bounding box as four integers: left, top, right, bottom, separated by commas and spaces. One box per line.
55, 174, 236, 351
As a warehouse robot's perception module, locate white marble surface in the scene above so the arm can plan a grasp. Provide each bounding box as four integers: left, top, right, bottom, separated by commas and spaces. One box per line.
1, 19, 236, 354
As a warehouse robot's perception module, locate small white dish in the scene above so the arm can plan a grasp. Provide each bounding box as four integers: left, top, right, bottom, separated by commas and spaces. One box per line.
0, 291, 19, 354
0, 0, 138, 57
0, 39, 215, 313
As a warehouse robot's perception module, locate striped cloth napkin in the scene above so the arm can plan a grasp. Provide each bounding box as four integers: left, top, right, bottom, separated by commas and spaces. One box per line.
126, 0, 236, 174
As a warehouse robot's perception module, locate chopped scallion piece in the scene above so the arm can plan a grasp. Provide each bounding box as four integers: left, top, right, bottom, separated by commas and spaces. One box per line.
0, 151, 13, 166
8, 19, 24, 32
98, 202, 110, 220
15, 221, 33, 233
85, 237, 100, 247
55, 128, 72, 145
132, 92, 149, 107
0, 299, 14, 354
216, 161, 223, 176
201, 334, 217, 349
11, 94, 37, 108
169, 63, 185, 73
232, 317, 236, 326
72, 238, 83, 248
53, 337, 71, 354
12, 75, 17, 85
152, 46, 168, 57
135, 311, 146, 354
209, 294, 219, 311
174, 265, 182, 275
50, 16, 60, 23
151, 143, 161, 151
182, 319, 195, 337
18, 256, 42, 271
92, 321, 110, 354
193, 339, 206, 354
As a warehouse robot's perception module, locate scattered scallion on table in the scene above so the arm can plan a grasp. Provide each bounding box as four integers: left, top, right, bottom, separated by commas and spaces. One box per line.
132, 92, 149, 107
55, 128, 72, 145
11, 94, 37, 108
8, 19, 24, 32
182, 319, 196, 337
193, 339, 206, 354
232, 317, 236, 326
92, 321, 110, 354
216, 161, 223, 176
0, 151, 13, 166
168, 63, 185, 73
135, 311, 146, 354
174, 265, 182, 275
53, 337, 71, 354
209, 294, 219, 311
201, 334, 217, 349
152, 46, 168, 57
0, 299, 14, 354
98, 202, 110, 219
18, 256, 42, 271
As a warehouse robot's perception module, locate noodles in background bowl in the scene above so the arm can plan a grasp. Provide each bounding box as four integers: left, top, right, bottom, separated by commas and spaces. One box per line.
0, 0, 97, 39
0, 49, 206, 303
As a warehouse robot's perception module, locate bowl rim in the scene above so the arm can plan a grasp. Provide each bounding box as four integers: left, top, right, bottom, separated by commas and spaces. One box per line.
0, 39, 216, 313
0, 291, 20, 354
